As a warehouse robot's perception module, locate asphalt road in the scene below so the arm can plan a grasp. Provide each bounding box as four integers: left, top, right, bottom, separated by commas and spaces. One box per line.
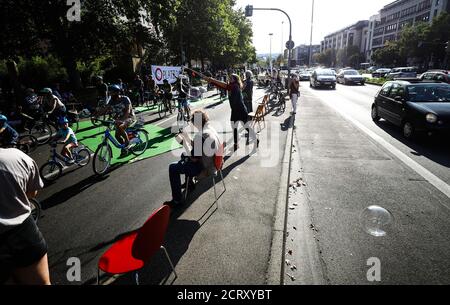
285, 82, 450, 284
31, 87, 290, 285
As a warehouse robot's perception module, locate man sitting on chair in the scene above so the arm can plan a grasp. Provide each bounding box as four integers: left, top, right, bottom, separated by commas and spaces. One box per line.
166, 109, 221, 208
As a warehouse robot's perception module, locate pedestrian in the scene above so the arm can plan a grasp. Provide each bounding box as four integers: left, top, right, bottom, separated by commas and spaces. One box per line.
290, 74, 300, 115
242, 71, 254, 113
0, 148, 50, 285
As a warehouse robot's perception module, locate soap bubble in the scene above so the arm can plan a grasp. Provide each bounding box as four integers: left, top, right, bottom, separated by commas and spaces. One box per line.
360, 206, 394, 237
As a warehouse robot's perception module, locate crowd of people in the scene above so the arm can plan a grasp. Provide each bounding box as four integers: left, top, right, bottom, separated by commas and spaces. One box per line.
0, 66, 291, 284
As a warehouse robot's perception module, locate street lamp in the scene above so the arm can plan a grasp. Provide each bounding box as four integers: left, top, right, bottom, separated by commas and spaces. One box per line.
269, 33, 273, 74
245, 5, 293, 88
308, 0, 315, 67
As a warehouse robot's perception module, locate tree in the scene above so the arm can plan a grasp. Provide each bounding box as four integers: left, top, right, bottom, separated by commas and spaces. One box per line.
372, 41, 404, 66
336, 46, 364, 68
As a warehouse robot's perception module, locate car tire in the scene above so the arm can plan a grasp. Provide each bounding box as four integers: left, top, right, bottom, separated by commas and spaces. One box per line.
403, 121, 415, 139
371, 105, 380, 123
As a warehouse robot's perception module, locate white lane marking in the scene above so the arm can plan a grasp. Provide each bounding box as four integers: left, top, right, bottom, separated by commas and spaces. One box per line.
308, 89, 450, 207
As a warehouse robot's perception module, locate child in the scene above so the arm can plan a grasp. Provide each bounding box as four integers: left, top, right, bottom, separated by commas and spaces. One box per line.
54, 117, 78, 164
0, 114, 19, 147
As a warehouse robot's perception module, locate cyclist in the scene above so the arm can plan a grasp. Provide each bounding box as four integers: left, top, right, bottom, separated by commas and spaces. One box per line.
0, 114, 19, 147
52, 117, 78, 164
132, 74, 144, 106
41, 88, 66, 121
108, 85, 136, 156
95, 76, 109, 106
23, 88, 41, 117
176, 76, 191, 119
161, 79, 174, 114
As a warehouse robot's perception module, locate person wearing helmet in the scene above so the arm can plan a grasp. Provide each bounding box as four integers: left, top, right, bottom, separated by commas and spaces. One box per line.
40, 88, 66, 120
24, 88, 40, 116
108, 85, 136, 156
0, 114, 19, 147
52, 117, 78, 164
176, 76, 191, 119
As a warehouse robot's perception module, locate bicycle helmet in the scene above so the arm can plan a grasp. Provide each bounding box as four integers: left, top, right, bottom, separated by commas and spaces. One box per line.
109, 84, 121, 93
0, 114, 7, 128
58, 117, 69, 125
41, 88, 53, 95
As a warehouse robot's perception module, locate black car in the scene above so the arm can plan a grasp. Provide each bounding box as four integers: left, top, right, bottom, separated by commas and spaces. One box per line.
310, 69, 336, 89
371, 80, 450, 139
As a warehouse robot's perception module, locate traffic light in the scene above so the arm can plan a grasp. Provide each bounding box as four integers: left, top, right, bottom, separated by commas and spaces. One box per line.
245, 5, 253, 17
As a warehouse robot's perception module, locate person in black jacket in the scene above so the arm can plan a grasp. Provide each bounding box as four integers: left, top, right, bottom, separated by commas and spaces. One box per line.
228, 74, 251, 151
242, 71, 254, 113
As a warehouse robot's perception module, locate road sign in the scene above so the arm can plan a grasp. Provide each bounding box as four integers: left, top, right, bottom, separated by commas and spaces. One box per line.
286, 40, 295, 50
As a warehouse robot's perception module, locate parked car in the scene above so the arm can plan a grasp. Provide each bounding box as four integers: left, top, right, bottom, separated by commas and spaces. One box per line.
386, 67, 418, 80
367, 66, 378, 73
310, 69, 337, 89
419, 70, 450, 84
371, 79, 450, 139
372, 68, 392, 78
337, 69, 365, 85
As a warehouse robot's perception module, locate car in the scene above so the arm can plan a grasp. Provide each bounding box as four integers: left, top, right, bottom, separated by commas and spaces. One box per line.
310, 69, 337, 89
298, 70, 311, 81
386, 67, 418, 80
371, 79, 450, 139
372, 68, 392, 78
367, 66, 378, 73
419, 70, 450, 84
337, 69, 366, 85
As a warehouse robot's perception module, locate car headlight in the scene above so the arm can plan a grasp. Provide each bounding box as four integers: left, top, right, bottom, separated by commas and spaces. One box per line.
426, 113, 438, 123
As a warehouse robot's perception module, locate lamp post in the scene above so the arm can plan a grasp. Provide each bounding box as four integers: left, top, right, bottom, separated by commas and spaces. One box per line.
245, 5, 293, 88
308, 0, 315, 67
269, 33, 273, 74
281, 21, 285, 66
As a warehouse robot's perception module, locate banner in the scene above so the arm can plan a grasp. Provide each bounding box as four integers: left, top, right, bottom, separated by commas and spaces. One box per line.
151, 65, 182, 85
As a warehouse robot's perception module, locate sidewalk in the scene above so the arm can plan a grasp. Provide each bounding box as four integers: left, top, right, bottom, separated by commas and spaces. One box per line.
106, 88, 293, 285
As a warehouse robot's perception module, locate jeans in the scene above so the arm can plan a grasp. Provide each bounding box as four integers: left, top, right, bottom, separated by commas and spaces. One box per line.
169, 159, 203, 201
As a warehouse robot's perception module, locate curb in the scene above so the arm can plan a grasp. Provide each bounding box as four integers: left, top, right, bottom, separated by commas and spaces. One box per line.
266, 114, 295, 285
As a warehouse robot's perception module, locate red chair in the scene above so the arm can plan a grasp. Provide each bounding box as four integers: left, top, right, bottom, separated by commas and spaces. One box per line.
184, 143, 226, 207
97, 205, 177, 285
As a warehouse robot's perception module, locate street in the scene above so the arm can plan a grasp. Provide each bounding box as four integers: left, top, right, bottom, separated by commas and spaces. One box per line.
285, 82, 450, 284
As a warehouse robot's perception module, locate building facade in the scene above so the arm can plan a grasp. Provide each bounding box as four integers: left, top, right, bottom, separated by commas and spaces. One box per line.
320, 20, 370, 54
370, 0, 450, 57
292, 44, 321, 66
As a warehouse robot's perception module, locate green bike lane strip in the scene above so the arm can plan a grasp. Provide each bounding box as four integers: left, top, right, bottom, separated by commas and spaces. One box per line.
74, 93, 223, 166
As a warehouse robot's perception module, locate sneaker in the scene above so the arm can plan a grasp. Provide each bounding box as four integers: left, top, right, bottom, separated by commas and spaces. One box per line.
65, 158, 75, 165
119, 149, 128, 158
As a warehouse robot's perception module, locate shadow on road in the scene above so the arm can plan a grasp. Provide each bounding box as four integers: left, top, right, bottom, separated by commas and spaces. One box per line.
375, 120, 450, 168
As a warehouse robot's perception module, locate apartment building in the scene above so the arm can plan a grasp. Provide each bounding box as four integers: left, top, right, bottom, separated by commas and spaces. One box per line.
370, 0, 450, 52
292, 44, 321, 66
320, 20, 370, 55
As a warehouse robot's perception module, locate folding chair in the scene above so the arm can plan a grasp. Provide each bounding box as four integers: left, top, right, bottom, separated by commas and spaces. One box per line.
248, 104, 266, 133
259, 94, 269, 114
97, 205, 176, 285
184, 144, 226, 208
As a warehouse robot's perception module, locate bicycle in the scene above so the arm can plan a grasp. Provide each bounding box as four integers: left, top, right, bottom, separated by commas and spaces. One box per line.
39, 142, 91, 182
92, 120, 149, 175
90, 98, 113, 127
21, 112, 55, 145
29, 198, 42, 224
3, 134, 38, 154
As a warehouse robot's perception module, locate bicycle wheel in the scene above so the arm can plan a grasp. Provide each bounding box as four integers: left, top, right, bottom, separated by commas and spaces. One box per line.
130, 129, 149, 156
74, 148, 91, 167
30, 121, 53, 145
19, 135, 38, 153
40, 161, 63, 182
91, 114, 105, 127
29, 198, 42, 224
93, 143, 112, 175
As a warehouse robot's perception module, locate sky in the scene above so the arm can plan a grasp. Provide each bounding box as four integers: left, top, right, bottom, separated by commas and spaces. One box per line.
234, 0, 394, 54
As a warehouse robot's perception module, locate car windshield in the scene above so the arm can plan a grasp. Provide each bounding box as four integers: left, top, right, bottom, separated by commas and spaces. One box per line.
317, 70, 334, 76
407, 85, 450, 103
344, 70, 359, 75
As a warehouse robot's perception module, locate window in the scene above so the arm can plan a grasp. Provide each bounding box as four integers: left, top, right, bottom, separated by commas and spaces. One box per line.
385, 23, 398, 33
372, 37, 383, 46
380, 83, 393, 96
418, 0, 431, 12
389, 84, 405, 99
415, 12, 430, 23
401, 5, 417, 17
400, 19, 414, 29
374, 27, 385, 36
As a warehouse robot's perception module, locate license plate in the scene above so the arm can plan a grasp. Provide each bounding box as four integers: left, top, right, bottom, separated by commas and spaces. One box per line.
324, 82, 331, 85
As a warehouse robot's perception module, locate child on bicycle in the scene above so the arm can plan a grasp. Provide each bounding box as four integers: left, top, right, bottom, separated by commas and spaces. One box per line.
161, 79, 173, 114
53, 117, 78, 164
0, 114, 19, 147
